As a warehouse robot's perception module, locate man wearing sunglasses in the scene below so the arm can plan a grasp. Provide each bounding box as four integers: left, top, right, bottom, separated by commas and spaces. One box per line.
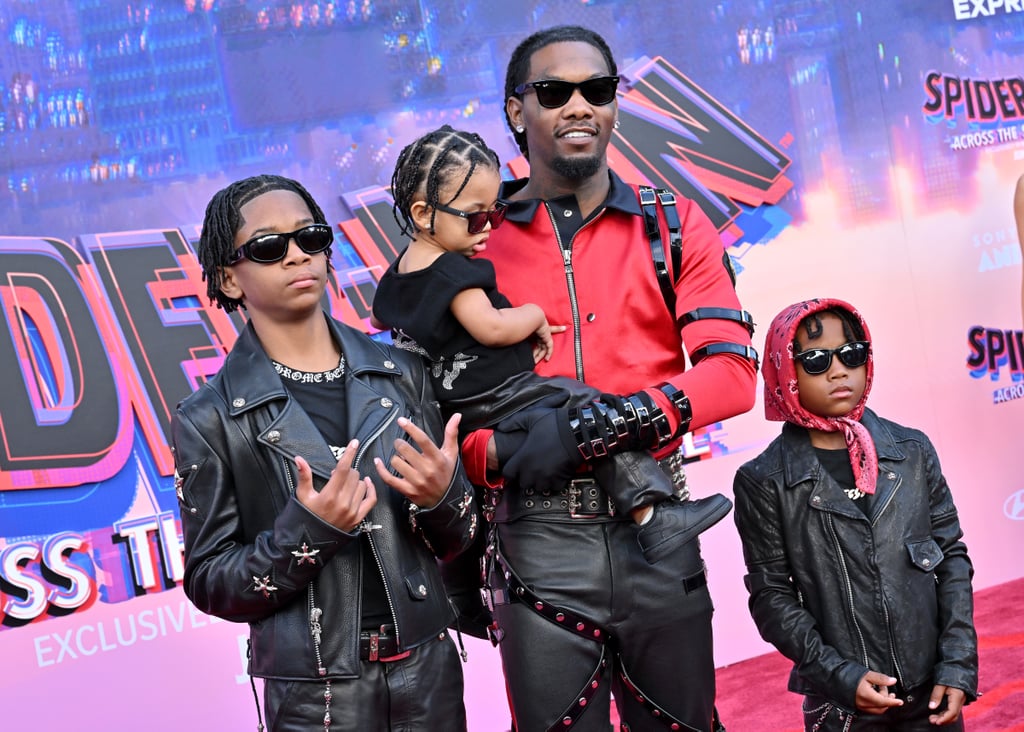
457, 25, 759, 732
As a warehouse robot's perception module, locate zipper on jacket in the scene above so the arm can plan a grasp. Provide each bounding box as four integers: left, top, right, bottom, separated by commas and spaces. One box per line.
546, 203, 603, 382
880, 594, 905, 687
354, 404, 402, 646
283, 457, 330, 676
870, 472, 901, 527
283, 398, 402, 673
308, 589, 327, 675
875, 472, 905, 685
825, 513, 870, 669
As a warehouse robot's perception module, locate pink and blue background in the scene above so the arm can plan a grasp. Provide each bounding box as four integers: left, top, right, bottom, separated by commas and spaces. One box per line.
1, 1, 1022, 729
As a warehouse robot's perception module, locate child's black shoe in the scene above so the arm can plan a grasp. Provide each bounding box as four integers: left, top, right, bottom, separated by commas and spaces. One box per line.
637, 494, 733, 564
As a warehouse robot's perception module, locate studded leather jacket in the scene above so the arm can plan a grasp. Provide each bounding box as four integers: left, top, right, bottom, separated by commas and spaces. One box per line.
733, 409, 978, 712
172, 316, 478, 681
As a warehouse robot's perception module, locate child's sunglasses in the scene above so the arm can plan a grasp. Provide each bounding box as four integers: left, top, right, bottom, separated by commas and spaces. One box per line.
794, 341, 870, 375
513, 75, 619, 109
227, 224, 334, 265
434, 203, 506, 235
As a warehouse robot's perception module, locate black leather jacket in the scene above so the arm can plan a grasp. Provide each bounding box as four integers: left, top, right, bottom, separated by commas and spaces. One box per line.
733, 408, 978, 711
171, 316, 478, 681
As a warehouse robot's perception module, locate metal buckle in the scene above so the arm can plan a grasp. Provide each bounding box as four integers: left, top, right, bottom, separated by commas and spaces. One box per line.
567, 478, 615, 518
366, 625, 411, 663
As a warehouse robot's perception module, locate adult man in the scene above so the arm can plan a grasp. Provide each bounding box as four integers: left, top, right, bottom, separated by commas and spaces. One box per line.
459, 25, 759, 731
172, 174, 478, 731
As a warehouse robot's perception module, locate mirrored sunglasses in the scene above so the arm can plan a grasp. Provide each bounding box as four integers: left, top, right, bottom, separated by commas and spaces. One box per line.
228, 224, 334, 265
434, 203, 506, 235
794, 341, 870, 375
513, 75, 620, 109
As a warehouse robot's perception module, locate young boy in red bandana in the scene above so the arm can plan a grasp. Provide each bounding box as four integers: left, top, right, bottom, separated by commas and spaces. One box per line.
733, 298, 978, 731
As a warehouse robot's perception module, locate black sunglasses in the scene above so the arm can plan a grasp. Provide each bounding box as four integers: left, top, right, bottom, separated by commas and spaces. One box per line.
794, 341, 870, 376
434, 203, 506, 235
514, 75, 619, 109
228, 224, 334, 265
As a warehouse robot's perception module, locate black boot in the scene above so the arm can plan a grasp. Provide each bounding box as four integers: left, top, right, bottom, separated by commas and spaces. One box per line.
591, 451, 733, 564
636, 494, 733, 564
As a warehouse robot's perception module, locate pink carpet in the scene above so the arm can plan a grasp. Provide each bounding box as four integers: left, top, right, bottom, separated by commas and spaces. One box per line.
713, 576, 1024, 730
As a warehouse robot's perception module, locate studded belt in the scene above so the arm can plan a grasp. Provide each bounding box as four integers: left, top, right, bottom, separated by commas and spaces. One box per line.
491, 477, 618, 522
488, 446, 690, 523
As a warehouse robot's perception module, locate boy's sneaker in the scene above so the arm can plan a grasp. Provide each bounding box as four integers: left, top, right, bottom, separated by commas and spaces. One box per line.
636, 494, 733, 564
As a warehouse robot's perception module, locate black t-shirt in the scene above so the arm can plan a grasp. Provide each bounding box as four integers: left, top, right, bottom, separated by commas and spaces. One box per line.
373, 250, 536, 400
278, 362, 391, 630
815, 446, 872, 515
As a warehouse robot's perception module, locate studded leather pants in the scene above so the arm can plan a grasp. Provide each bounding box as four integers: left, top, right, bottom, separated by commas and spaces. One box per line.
488, 516, 718, 732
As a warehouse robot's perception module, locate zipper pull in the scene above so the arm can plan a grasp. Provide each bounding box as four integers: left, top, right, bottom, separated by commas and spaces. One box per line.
360, 519, 383, 534
310, 606, 323, 645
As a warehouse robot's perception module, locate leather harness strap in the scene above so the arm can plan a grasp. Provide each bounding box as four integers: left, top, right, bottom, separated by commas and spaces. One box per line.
491, 546, 699, 731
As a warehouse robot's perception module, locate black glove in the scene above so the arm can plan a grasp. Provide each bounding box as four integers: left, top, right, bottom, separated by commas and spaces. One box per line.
493, 402, 582, 492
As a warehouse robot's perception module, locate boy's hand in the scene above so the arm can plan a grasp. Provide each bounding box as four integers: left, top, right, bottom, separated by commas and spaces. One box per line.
375, 414, 461, 509
854, 671, 904, 715
294, 446, 376, 532
927, 685, 966, 725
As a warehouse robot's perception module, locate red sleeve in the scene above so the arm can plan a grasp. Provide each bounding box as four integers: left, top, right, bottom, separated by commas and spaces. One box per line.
652, 197, 757, 434
460, 428, 504, 489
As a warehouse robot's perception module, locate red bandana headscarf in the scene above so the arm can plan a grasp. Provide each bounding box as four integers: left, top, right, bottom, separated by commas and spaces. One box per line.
762, 298, 878, 495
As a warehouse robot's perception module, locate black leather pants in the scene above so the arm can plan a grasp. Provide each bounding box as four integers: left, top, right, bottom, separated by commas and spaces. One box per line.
262, 632, 466, 732
489, 517, 717, 732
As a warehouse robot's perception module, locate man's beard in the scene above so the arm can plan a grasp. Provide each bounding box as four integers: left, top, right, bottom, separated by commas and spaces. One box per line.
552, 153, 603, 180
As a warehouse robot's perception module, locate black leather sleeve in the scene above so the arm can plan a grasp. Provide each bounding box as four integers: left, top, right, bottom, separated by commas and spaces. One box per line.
733, 465, 868, 711
920, 438, 979, 701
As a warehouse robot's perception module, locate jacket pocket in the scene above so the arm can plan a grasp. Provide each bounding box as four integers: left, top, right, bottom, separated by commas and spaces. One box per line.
404, 567, 431, 601
905, 537, 944, 572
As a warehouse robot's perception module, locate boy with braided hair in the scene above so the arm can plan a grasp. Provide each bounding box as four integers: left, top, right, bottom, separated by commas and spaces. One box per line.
172, 173, 477, 731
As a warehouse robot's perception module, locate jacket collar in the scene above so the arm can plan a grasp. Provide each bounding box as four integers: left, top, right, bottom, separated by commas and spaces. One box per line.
781, 408, 905, 516
497, 169, 642, 223
219, 313, 405, 417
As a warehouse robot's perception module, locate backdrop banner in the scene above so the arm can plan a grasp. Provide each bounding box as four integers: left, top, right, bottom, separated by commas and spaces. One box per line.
1, 2, 1022, 730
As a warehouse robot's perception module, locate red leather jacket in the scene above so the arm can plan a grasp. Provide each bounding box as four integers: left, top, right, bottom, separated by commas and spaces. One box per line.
462, 172, 758, 484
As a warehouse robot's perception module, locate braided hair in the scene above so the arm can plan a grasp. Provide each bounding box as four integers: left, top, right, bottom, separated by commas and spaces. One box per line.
503, 25, 618, 159
390, 124, 501, 238
796, 307, 867, 349
197, 174, 330, 312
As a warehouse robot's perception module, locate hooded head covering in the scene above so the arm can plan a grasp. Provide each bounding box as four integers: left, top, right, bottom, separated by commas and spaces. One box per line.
762, 298, 877, 494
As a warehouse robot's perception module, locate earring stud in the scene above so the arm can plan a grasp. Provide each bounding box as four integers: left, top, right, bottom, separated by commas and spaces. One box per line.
515, 125, 525, 133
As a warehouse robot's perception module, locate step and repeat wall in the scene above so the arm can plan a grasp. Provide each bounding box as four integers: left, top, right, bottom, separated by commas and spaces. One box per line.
1, 1, 1022, 729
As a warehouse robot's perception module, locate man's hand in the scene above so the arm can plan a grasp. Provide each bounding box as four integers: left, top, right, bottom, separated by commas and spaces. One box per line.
294, 445, 376, 532
854, 671, 904, 715
375, 414, 461, 509
927, 685, 966, 725
494, 401, 582, 492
